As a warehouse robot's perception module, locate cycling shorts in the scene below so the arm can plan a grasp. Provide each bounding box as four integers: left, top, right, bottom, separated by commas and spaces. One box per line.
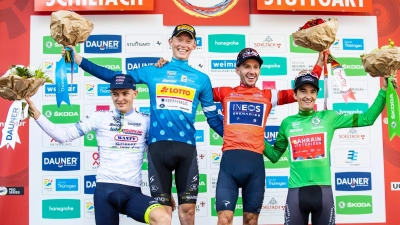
94, 182, 163, 224
285, 185, 335, 225
216, 150, 265, 213
147, 141, 199, 206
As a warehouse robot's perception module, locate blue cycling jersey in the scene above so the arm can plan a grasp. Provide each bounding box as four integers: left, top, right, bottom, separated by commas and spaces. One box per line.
80, 58, 223, 145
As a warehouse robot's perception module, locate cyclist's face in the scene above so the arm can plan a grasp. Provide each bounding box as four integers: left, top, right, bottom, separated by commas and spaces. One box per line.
169, 33, 196, 60
294, 84, 318, 111
236, 59, 260, 87
111, 89, 138, 113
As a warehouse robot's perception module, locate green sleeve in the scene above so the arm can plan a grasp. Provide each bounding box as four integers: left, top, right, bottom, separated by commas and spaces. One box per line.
263, 121, 288, 163
332, 89, 386, 129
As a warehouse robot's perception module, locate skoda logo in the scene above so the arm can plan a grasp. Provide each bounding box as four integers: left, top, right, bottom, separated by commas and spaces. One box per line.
44, 110, 52, 118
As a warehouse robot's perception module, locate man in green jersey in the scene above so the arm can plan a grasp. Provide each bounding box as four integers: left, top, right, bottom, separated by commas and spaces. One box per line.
263, 70, 393, 225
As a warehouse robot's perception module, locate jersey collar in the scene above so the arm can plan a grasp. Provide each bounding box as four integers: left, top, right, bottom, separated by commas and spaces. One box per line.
240, 82, 255, 88
170, 57, 189, 65
298, 109, 316, 116
115, 108, 134, 116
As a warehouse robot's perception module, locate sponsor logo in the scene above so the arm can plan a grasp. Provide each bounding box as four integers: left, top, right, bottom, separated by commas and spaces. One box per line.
84, 151, 100, 170
42, 199, 81, 219
333, 103, 369, 115
156, 84, 195, 100
210, 59, 236, 74
342, 38, 364, 50
97, 84, 110, 96
197, 150, 207, 169
84, 58, 122, 76
42, 151, 80, 171
227, 101, 265, 127
44, 84, 78, 98
84, 200, 95, 218
56, 178, 79, 191
335, 127, 370, 144
261, 196, 286, 215
84, 175, 96, 194
195, 36, 204, 51
195, 129, 205, 144
114, 134, 138, 142
126, 57, 159, 70
43, 36, 81, 54
139, 107, 150, 114
188, 57, 205, 72
136, 84, 150, 100
125, 34, 163, 53
260, 57, 287, 76
336, 195, 373, 214
391, 182, 400, 191
211, 197, 243, 216
42, 104, 80, 124
266, 176, 288, 188
332, 80, 368, 98
335, 149, 371, 168
0, 187, 24, 195
195, 105, 206, 122
84, 35, 122, 53
264, 126, 280, 145
250, 35, 286, 52
335, 172, 372, 191
290, 133, 326, 160
208, 34, 246, 53
289, 35, 315, 53
334, 57, 366, 76
290, 57, 318, 75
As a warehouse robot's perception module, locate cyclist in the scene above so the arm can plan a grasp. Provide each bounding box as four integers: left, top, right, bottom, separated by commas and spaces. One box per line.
26, 74, 171, 225
263, 71, 391, 225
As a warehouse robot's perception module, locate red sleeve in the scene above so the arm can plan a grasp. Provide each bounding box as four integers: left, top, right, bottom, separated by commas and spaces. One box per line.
212, 87, 233, 102
277, 89, 296, 105
312, 64, 323, 79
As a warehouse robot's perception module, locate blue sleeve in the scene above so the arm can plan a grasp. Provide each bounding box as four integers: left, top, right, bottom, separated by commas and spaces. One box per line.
200, 75, 224, 137
79, 57, 153, 84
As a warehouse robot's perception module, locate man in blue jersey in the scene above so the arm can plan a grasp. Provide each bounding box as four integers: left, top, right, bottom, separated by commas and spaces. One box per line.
64, 24, 223, 225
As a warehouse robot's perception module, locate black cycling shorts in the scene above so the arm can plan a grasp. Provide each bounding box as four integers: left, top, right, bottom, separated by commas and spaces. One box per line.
147, 140, 199, 206
285, 185, 335, 225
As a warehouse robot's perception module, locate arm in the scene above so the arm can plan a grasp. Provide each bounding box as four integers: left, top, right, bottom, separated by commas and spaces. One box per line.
312, 50, 326, 79
212, 87, 232, 102
332, 89, 386, 129
201, 77, 224, 137
263, 122, 288, 163
266, 89, 297, 106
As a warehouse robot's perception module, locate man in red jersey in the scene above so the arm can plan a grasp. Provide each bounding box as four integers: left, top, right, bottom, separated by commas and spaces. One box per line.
213, 48, 325, 225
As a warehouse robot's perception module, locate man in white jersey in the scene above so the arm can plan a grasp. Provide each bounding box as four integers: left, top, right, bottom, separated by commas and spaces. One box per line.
26, 74, 171, 225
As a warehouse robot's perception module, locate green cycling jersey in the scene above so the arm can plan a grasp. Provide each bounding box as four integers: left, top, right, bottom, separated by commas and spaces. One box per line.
263, 89, 386, 188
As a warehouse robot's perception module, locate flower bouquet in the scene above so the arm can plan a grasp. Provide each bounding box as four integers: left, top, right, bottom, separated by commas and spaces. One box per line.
292, 17, 356, 108
361, 39, 400, 140
0, 65, 53, 149
50, 10, 93, 107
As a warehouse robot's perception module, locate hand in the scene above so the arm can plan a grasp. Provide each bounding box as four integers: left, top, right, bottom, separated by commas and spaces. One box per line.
316, 49, 330, 68
25, 97, 41, 120
382, 74, 398, 90
155, 58, 169, 68
62, 45, 82, 65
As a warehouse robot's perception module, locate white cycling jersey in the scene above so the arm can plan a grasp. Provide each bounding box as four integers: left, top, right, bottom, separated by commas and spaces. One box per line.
36, 108, 150, 187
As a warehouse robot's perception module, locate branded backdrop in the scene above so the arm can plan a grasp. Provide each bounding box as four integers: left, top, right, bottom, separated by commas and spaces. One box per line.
28, 14, 384, 225
1, 0, 400, 225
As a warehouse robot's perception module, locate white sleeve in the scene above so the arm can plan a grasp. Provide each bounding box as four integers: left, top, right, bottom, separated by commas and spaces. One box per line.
35, 112, 101, 143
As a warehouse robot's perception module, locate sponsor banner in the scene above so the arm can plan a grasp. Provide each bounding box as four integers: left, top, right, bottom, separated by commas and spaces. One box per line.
249, 34, 286, 53
332, 103, 369, 115
264, 125, 280, 145
391, 182, 400, 191
197, 150, 207, 169
336, 195, 373, 214
155, 84, 196, 113
125, 34, 163, 53
42, 130, 81, 147
227, 101, 266, 127
289, 133, 327, 161
209, 58, 236, 75
84, 58, 122, 76
334, 57, 367, 76
42, 199, 81, 219
257, 0, 372, 12
42, 176, 80, 194
208, 34, 246, 53
42, 104, 80, 124
126, 57, 160, 70
42, 36, 81, 54
42, 151, 80, 171
209, 128, 223, 147
290, 57, 323, 76
35, 0, 154, 11
84, 151, 100, 171
335, 172, 372, 191
331, 79, 368, 99
265, 175, 289, 189
289, 35, 316, 53
83, 81, 116, 100
334, 149, 371, 168
43, 83, 80, 100
195, 127, 206, 145
333, 127, 371, 144
210, 173, 218, 193
260, 57, 288, 76
0, 187, 24, 196
260, 195, 287, 216
42, 58, 79, 77
210, 150, 222, 169
162, 0, 249, 26
84, 35, 122, 54
342, 38, 365, 51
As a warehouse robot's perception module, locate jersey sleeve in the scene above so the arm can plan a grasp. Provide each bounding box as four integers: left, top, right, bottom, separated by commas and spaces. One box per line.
201, 76, 224, 137
79, 57, 151, 84
263, 119, 289, 163
35, 112, 100, 143
312, 64, 323, 78
264, 89, 296, 107
212, 87, 233, 102
332, 89, 386, 129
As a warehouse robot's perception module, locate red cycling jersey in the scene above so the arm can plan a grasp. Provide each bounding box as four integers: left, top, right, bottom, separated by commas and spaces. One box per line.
213, 65, 322, 154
